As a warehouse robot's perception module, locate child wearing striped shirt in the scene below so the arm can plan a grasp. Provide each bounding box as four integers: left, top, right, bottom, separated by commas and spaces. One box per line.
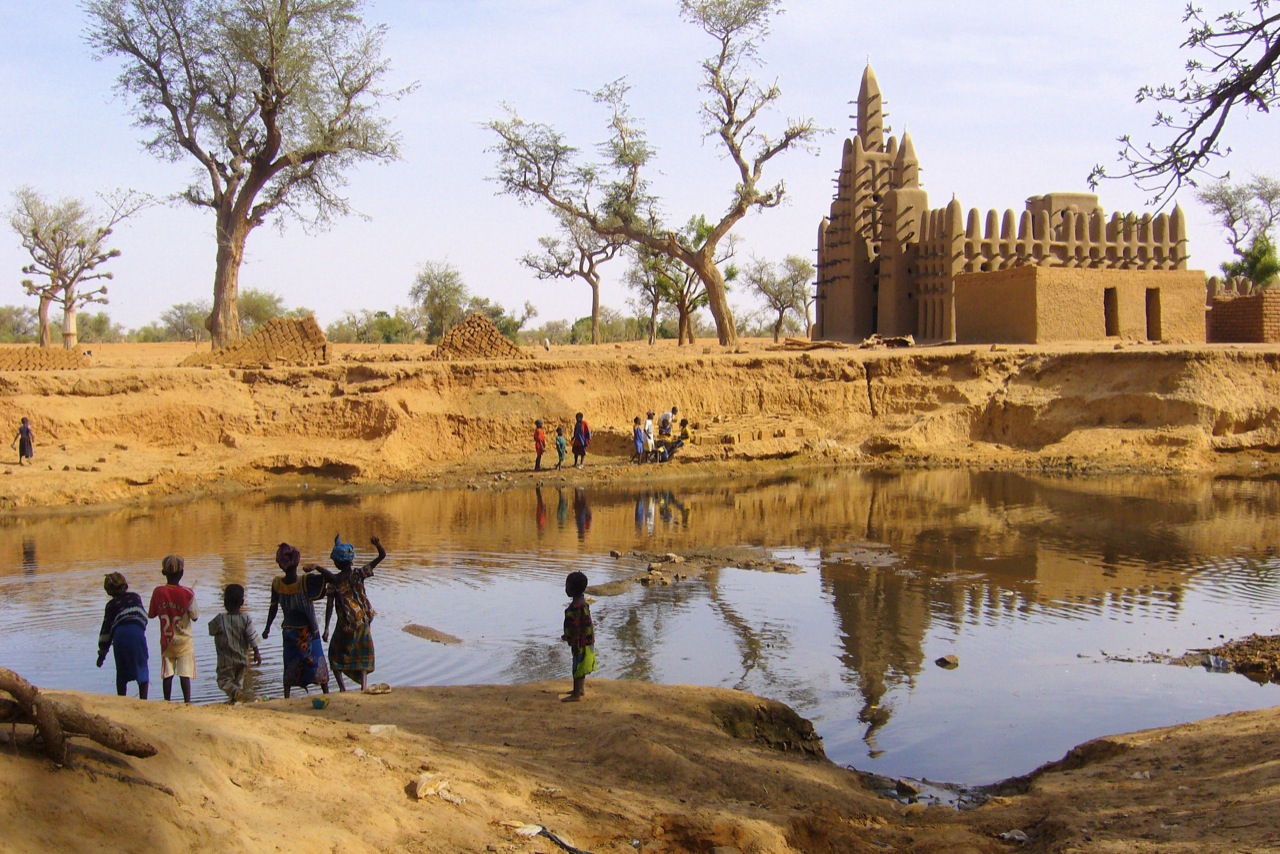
208, 584, 261, 704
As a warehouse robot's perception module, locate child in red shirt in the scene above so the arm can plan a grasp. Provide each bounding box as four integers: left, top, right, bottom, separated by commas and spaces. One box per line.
534, 419, 547, 471
149, 554, 199, 703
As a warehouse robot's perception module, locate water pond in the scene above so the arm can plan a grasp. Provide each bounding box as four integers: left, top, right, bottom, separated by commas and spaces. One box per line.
4, 468, 1280, 785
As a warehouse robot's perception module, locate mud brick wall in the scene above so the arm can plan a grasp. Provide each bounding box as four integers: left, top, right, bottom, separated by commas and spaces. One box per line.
0, 346, 91, 371
181, 315, 329, 368
433, 314, 531, 361
1207, 291, 1280, 343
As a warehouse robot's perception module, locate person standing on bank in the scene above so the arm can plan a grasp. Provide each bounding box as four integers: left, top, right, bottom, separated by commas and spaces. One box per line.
560, 570, 596, 701
11, 417, 34, 465
534, 419, 547, 471
571, 412, 591, 468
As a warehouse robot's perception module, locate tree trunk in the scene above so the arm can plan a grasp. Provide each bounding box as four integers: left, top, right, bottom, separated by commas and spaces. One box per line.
36, 296, 52, 349
590, 279, 601, 345
62, 298, 78, 350
773, 314, 784, 343
690, 258, 737, 346
647, 302, 657, 345
676, 306, 690, 346
207, 210, 248, 349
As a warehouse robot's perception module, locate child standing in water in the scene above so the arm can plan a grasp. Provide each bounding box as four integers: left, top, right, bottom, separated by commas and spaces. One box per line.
560, 570, 596, 701
208, 584, 261, 704
319, 534, 386, 693
554, 426, 567, 471
96, 573, 149, 699
534, 419, 547, 471
148, 555, 199, 703
11, 417, 34, 465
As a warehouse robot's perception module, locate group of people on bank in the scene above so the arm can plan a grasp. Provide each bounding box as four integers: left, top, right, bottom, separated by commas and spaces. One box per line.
632, 405, 689, 464
533, 407, 691, 470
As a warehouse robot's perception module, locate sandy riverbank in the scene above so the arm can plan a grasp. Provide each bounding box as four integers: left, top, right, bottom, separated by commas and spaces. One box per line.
4, 676, 1280, 852
3, 339, 1280, 512
6, 339, 1280, 851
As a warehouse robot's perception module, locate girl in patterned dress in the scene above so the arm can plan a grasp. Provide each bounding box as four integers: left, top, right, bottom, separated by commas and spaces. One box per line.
318, 534, 386, 692
262, 543, 331, 698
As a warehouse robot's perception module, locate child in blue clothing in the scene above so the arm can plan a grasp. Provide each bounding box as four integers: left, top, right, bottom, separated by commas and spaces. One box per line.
554, 426, 568, 471
96, 572, 150, 698
631, 416, 645, 463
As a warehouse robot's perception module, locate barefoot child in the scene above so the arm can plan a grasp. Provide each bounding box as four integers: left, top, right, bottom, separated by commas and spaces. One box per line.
208, 584, 261, 704
148, 555, 199, 703
96, 573, 149, 699
534, 419, 547, 471
560, 570, 596, 700
11, 417, 34, 465
319, 534, 386, 692
571, 412, 591, 468
554, 426, 567, 471
262, 543, 331, 698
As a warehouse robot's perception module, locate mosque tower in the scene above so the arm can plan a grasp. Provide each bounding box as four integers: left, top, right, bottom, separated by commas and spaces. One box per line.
817, 65, 926, 342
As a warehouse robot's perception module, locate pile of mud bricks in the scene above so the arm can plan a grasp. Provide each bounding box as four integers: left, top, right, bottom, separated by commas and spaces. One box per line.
182, 316, 329, 368
433, 313, 530, 361
0, 346, 91, 371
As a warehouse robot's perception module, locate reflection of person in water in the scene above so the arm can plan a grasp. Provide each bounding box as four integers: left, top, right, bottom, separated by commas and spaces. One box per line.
634, 494, 647, 532
574, 488, 592, 540
22, 537, 36, 576
556, 487, 568, 528
536, 486, 547, 534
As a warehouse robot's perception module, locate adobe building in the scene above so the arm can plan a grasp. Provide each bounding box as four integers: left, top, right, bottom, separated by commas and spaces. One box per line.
815, 66, 1207, 345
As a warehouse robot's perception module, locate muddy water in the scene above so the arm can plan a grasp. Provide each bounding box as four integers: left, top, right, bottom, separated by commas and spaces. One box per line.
4, 469, 1280, 785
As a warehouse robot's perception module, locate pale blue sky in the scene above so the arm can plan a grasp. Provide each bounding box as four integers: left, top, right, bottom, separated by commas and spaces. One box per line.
1, 2, 1274, 331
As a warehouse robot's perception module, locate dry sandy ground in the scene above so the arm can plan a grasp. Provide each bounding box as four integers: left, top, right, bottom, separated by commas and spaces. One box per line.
6, 339, 1280, 851
5, 678, 1280, 853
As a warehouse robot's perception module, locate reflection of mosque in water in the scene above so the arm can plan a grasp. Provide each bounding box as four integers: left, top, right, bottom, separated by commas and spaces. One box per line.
788, 471, 1280, 750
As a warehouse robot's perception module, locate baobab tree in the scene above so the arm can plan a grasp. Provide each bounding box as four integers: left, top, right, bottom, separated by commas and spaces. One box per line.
84, 0, 413, 347
487, 0, 819, 347
9, 186, 145, 348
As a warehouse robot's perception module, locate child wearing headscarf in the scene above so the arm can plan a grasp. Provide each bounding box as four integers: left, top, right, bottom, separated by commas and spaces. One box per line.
97, 572, 149, 698
262, 542, 331, 698
148, 554, 199, 703
317, 534, 385, 693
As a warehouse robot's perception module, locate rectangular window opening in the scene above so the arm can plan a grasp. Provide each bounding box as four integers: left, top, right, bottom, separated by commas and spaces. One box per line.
1104, 287, 1120, 337
1145, 288, 1162, 341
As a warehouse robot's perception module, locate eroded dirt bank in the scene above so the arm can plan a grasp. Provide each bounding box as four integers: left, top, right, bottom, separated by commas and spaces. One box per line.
3, 341, 1280, 510
5, 679, 1280, 852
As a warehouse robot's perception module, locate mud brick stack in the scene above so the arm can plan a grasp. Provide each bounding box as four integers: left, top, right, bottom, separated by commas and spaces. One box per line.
1208, 291, 1280, 344
0, 346, 91, 371
433, 313, 531, 361
181, 315, 329, 368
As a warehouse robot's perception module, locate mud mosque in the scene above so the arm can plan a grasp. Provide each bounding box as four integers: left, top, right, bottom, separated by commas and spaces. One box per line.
814, 66, 1210, 345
